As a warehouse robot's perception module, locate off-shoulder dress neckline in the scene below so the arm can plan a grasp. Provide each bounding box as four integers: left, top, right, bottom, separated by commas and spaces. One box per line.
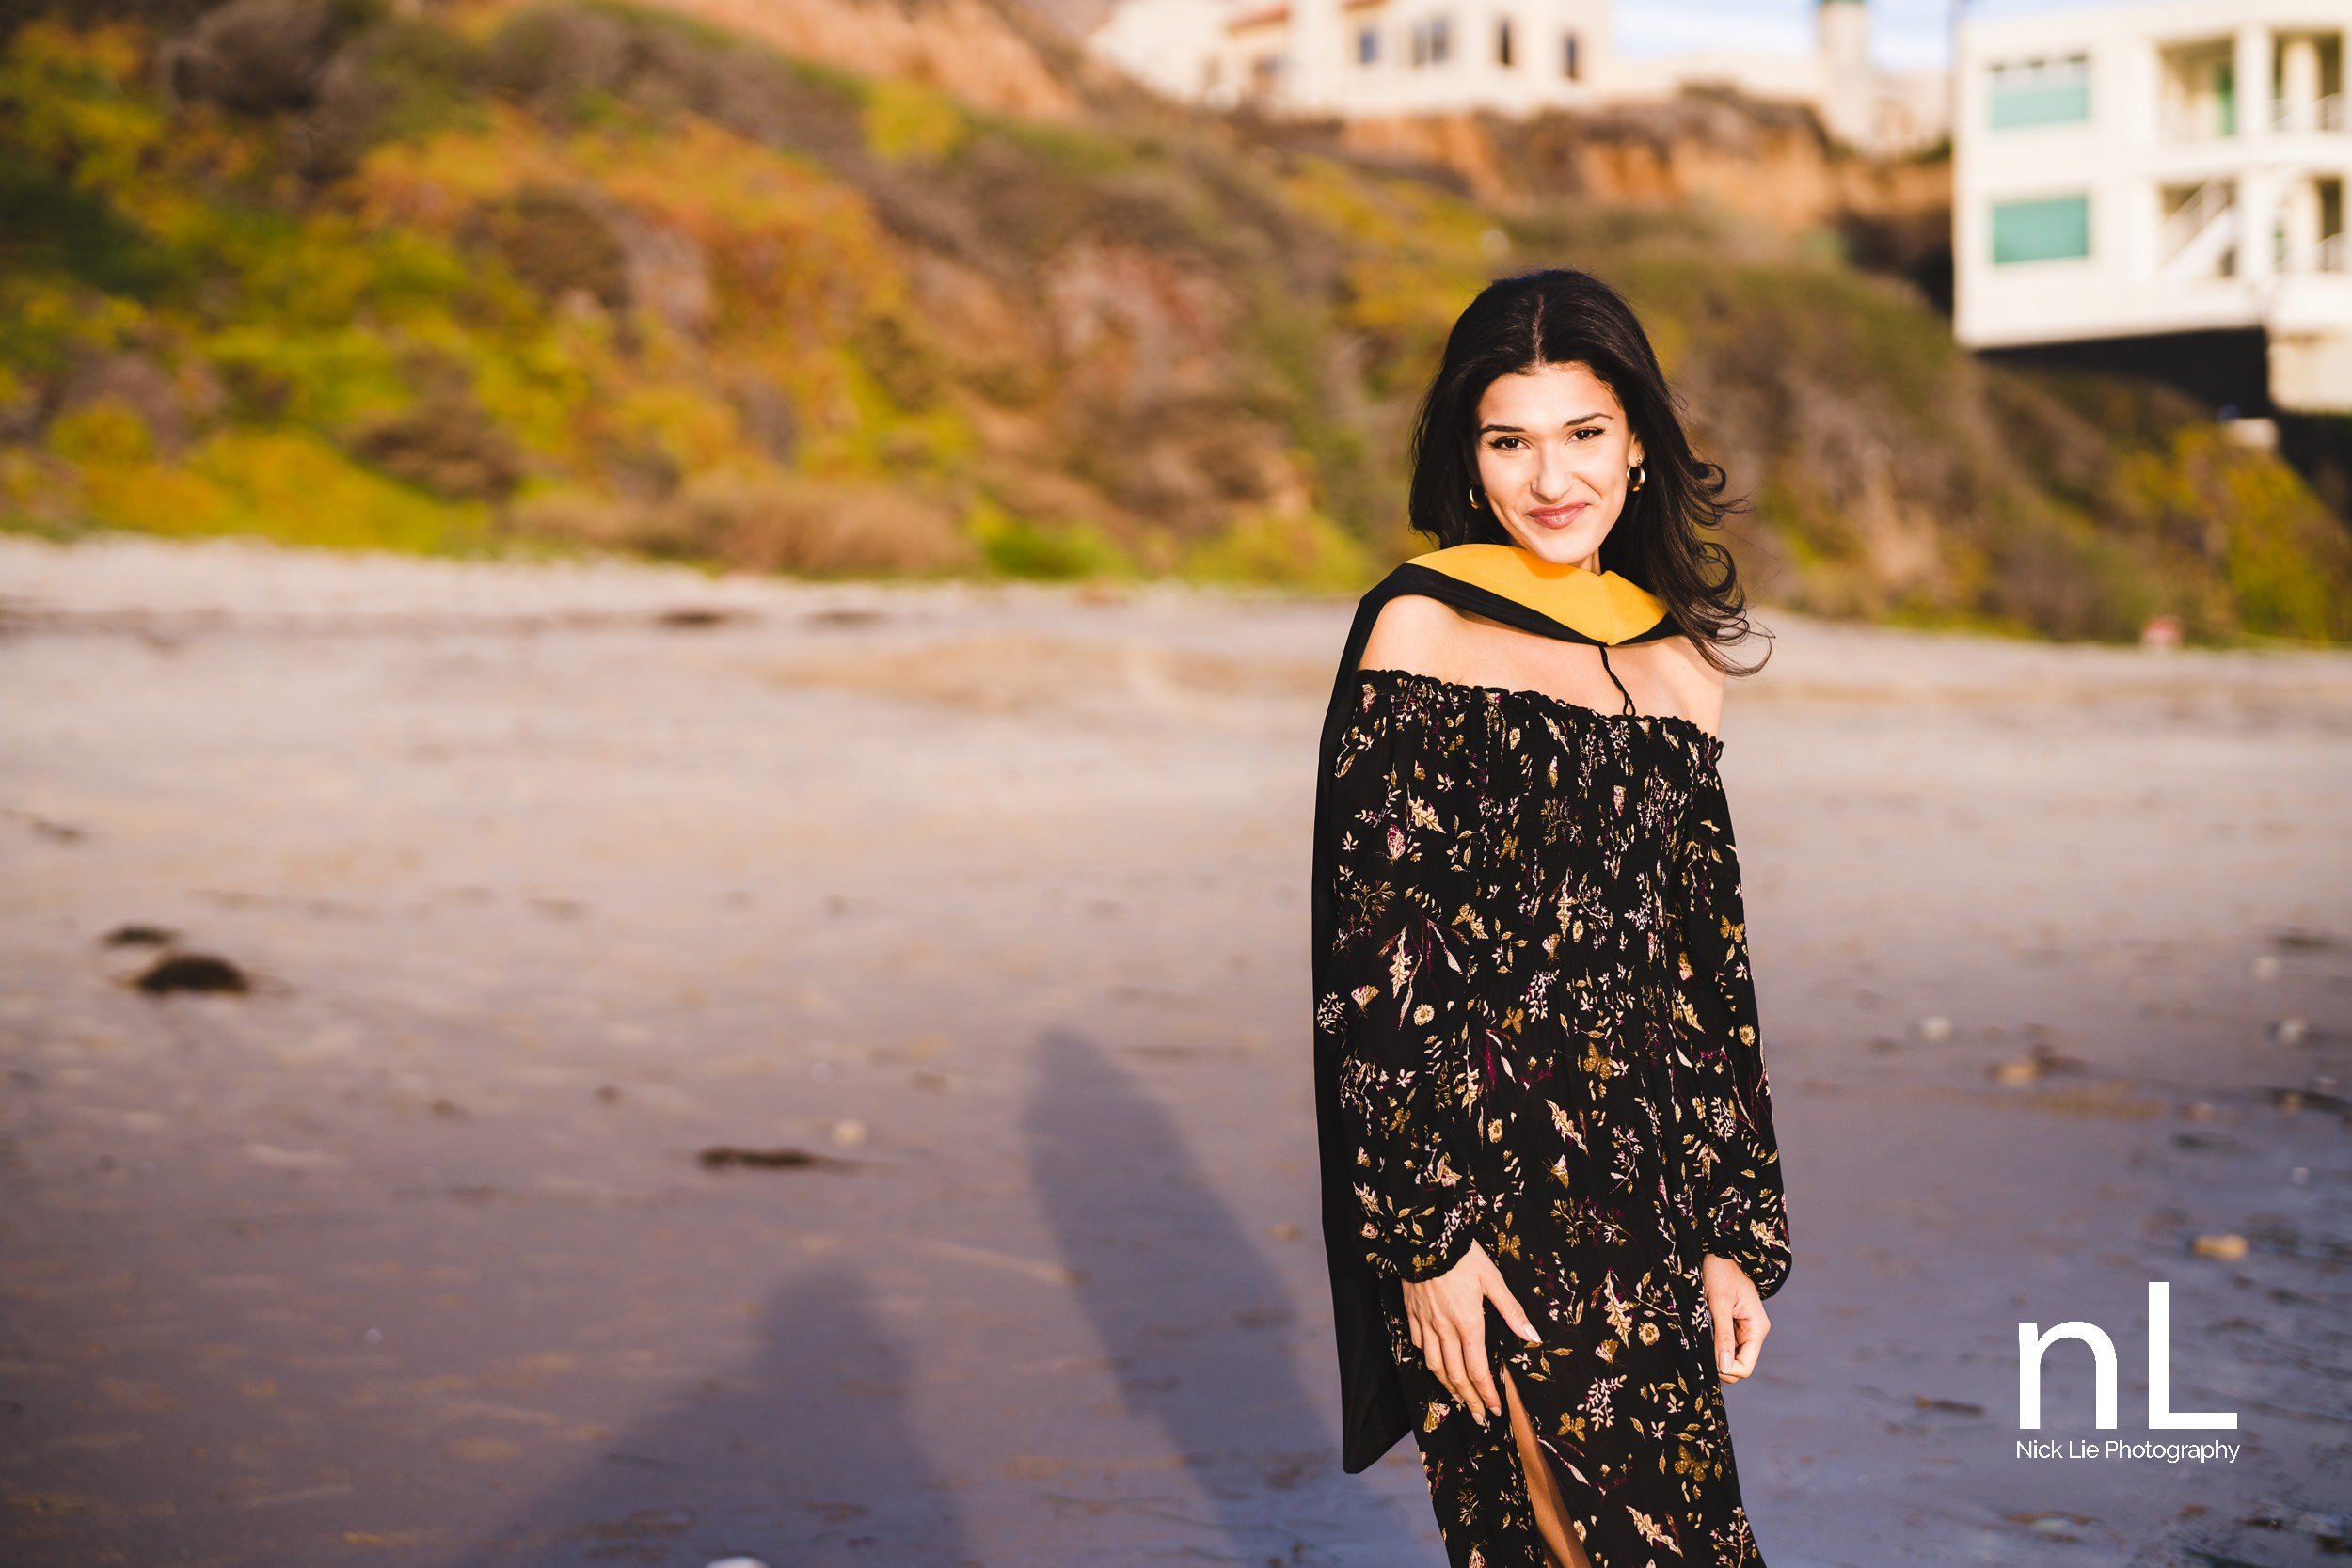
1353, 665, 1724, 765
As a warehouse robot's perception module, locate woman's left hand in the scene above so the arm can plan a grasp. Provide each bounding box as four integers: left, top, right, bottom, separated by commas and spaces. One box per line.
1703, 1253, 1769, 1385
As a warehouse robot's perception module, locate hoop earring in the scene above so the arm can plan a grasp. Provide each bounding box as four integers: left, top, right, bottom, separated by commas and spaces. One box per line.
1628, 462, 1645, 494
1467, 484, 1482, 511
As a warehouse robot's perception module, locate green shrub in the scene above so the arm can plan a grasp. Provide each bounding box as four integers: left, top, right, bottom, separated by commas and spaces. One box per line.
969, 498, 1135, 580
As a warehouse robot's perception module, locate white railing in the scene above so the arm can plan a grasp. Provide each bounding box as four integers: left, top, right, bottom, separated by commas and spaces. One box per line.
2159, 98, 2233, 141
2169, 91, 2348, 139
2270, 93, 2347, 134
2276, 232, 2349, 275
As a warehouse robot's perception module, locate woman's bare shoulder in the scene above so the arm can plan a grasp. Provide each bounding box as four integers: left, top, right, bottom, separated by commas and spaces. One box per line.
1358, 593, 1468, 677
1654, 633, 1728, 735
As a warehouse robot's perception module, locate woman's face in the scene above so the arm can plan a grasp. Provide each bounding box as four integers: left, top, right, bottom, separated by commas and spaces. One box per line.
1472, 360, 1645, 569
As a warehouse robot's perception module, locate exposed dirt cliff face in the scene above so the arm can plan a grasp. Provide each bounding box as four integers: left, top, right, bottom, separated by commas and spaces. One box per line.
634, 0, 1086, 119
1338, 88, 1949, 238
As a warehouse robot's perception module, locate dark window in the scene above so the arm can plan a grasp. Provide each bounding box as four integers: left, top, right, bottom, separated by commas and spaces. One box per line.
1563, 30, 1580, 80
1359, 25, 1378, 64
1497, 17, 1512, 67
1431, 14, 1450, 63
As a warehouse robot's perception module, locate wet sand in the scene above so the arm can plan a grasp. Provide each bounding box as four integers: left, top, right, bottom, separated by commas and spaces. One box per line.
2, 533, 2348, 1568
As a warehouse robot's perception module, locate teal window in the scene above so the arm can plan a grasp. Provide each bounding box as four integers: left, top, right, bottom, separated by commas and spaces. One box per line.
1992, 194, 2090, 263
1989, 53, 2090, 129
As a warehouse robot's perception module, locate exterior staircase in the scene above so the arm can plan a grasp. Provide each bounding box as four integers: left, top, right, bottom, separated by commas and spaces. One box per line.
2160, 178, 2238, 279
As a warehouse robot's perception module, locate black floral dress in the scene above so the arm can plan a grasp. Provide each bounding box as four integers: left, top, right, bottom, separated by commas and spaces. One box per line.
1318, 665, 1791, 1568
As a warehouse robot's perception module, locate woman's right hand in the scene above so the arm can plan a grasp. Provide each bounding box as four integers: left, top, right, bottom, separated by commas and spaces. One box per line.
1401, 1239, 1543, 1426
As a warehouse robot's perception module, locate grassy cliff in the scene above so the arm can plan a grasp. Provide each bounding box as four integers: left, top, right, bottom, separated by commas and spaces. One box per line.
5, 0, 2349, 642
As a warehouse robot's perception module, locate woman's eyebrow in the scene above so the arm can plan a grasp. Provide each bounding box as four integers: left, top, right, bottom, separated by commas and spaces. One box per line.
1479, 413, 1611, 433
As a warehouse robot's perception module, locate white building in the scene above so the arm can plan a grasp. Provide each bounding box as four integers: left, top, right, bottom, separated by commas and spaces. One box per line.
1610, 0, 1947, 156
1085, 0, 1949, 157
1954, 0, 2352, 415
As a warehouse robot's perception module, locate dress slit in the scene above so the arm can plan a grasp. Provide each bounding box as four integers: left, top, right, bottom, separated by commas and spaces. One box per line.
1533, 1430, 1608, 1568
1492, 1339, 1611, 1568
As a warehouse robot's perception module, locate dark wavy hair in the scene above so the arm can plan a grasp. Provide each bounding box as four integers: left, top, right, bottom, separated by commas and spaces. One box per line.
1406, 268, 1768, 675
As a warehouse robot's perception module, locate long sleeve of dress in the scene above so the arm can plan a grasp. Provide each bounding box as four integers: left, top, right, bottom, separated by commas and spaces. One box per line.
1670, 763, 1792, 1301
1318, 683, 1494, 1285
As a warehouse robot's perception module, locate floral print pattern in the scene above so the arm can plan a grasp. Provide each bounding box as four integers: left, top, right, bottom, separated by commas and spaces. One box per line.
1316, 665, 1790, 1568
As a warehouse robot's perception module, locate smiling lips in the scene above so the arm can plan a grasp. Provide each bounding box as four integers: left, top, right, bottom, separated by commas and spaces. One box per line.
1525, 503, 1589, 528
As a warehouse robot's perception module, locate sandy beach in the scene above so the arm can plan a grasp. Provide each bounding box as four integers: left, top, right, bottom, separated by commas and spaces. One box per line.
2, 532, 2348, 1567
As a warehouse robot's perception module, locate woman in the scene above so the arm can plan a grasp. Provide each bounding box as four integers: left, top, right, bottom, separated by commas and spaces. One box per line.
1310, 268, 1792, 1568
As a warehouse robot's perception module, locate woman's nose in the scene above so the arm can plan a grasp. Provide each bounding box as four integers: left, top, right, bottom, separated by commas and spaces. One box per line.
1534, 447, 1581, 499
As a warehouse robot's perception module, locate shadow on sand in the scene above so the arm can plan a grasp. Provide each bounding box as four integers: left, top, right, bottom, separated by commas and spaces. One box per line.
445, 1266, 969, 1567
1025, 1024, 1422, 1563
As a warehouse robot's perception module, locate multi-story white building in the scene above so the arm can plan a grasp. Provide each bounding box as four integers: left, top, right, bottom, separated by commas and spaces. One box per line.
1085, 0, 1948, 158
1955, 1, 2352, 415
